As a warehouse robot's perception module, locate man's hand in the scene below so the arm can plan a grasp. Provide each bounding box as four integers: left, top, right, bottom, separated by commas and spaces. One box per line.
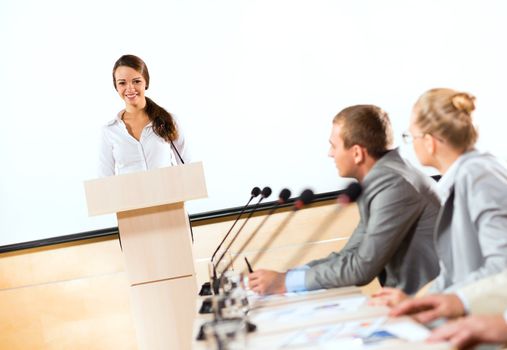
428, 315, 507, 349
389, 294, 465, 323
248, 269, 287, 295
369, 287, 408, 307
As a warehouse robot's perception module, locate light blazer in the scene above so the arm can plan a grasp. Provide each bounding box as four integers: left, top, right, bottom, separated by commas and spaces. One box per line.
459, 270, 507, 315
305, 149, 440, 294
431, 150, 507, 293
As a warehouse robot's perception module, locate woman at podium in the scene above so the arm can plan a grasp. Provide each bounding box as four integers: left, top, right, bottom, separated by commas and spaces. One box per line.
98, 54, 189, 177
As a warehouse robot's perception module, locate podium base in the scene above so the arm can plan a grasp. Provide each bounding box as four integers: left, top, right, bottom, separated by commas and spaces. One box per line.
130, 275, 197, 350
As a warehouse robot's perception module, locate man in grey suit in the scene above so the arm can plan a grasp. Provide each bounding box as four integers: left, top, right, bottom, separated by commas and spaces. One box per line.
248, 104, 440, 295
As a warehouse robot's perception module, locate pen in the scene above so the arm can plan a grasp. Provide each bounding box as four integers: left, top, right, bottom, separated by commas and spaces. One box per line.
244, 257, 254, 273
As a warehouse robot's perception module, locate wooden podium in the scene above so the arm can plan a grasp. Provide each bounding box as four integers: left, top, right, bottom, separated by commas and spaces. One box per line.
84, 162, 207, 350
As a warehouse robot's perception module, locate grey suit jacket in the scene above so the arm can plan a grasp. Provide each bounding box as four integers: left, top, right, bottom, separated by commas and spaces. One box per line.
305, 149, 440, 294
458, 269, 507, 315
431, 150, 507, 293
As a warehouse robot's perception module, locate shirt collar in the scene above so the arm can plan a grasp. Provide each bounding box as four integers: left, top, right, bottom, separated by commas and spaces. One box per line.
109, 110, 153, 128
105, 111, 124, 126
436, 149, 477, 203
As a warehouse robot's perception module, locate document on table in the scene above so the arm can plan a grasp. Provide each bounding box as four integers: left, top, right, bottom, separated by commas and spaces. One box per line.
273, 316, 431, 349
250, 295, 367, 324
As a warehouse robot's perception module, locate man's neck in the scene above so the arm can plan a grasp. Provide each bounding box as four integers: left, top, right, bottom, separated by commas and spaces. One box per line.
355, 155, 380, 183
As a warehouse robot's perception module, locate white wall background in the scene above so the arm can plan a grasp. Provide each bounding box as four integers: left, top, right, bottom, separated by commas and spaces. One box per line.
1, 0, 506, 246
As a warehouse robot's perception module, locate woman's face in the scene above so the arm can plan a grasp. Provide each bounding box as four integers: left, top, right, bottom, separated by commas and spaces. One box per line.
114, 66, 147, 108
409, 109, 432, 167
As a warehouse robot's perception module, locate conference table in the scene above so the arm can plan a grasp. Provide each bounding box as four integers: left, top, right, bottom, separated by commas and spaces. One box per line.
192, 286, 453, 349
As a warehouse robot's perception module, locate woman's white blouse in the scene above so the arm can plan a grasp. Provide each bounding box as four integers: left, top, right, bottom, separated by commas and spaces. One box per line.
98, 112, 189, 177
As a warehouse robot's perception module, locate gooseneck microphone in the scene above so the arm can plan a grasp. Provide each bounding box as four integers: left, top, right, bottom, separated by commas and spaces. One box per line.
211, 187, 261, 264
213, 187, 272, 278
199, 187, 261, 296
221, 189, 292, 274
249, 189, 315, 269
337, 182, 362, 204
283, 182, 362, 270
209, 189, 290, 332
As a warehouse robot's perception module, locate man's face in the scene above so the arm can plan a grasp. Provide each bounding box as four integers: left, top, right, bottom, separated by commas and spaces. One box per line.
328, 123, 357, 179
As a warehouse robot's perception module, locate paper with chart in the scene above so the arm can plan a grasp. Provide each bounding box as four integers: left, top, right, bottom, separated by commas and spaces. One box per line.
274, 316, 431, 349
249, 295, 367, 324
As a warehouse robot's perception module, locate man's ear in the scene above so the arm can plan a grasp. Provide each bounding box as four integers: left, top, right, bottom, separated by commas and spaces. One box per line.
351, 144, 366, 165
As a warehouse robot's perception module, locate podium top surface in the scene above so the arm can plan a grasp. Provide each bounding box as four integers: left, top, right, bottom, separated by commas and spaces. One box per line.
84, 162, 207, 216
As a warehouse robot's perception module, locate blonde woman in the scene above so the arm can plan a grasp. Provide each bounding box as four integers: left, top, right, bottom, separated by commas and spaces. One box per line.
372, 88, 507, 305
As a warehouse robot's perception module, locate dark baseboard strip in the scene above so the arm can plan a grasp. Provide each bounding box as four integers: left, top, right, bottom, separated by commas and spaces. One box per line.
0, 228, 120, 254
0, 190, 343, 254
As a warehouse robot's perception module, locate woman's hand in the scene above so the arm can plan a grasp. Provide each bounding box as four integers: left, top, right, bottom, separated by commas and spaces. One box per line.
389, 293, 465, 323
428, 315, 507, 349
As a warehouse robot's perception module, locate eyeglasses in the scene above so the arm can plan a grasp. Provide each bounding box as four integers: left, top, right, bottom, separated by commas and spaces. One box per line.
401, 131, 424, 144
402, 131, 445, 144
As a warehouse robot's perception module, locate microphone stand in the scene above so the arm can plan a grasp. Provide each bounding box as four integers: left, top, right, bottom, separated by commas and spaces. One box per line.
212, 187, 271, 293
249, 189, 314, 268
199, 188, 271, 314
199, 187, 261, 296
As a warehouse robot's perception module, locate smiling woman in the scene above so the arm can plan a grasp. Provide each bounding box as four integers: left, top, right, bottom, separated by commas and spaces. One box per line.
98, 54, 189, 177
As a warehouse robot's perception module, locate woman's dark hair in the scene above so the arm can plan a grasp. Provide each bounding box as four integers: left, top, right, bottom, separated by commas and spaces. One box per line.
112, 54, 178, 142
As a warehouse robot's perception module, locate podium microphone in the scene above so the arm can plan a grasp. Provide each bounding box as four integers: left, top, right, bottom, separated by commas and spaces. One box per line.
221, 189, 292, 274
199, 186, 261, 296
199, 186, 271, 313
284, 182, 362, 270
249, 189, 315, 269
202, 189, 289, 322
212, 187, 272, 286
211, 187, 261, 263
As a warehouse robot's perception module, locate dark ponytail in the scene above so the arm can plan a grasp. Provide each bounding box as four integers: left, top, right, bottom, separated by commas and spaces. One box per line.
145, 97, 179, 142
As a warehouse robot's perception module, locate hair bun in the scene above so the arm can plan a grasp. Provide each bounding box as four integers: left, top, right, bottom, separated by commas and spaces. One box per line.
451, 92, 476, 114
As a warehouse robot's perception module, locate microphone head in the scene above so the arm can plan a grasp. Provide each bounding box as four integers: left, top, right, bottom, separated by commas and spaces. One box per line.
278, 188, 291, 204
300, 189, 314, 204
261, 186, 272, 198
251, 187, 261, 197
294, 189, 314, 210
338, 182, 363, 204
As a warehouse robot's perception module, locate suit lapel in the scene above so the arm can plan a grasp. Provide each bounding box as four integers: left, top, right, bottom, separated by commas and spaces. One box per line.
435, 188, 455, 280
